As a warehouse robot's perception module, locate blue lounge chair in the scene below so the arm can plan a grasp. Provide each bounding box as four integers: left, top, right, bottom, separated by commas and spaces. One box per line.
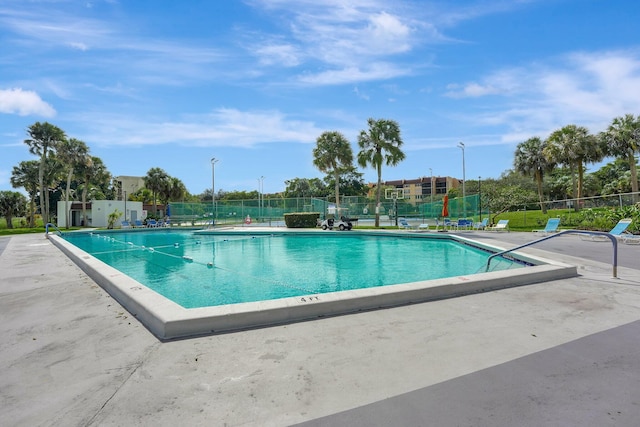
456, 219, 473, 230
473, 218, 488, 230
581, 218, 640, 244
532, 218, 560, 235
146, 219, 158, 228
121, 220, 131, 229
398, 218, 412, 230
133, 220, 144, 228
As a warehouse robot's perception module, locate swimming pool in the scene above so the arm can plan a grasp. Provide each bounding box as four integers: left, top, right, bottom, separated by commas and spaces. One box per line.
49, 229, 577, 339
61, 231, 525, 308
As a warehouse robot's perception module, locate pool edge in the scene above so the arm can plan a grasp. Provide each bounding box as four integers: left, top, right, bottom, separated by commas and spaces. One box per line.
48, 232, 577, 340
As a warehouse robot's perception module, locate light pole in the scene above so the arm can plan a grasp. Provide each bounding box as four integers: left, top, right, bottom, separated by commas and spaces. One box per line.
457, 142, 466, 218
429, 168, 433, 218
258, 176, 265, 219
211, 158, 218, 227
478, 176, 482, 221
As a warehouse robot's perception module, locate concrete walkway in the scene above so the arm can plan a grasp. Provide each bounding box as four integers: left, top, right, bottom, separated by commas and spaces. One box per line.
1, 231, 640, 426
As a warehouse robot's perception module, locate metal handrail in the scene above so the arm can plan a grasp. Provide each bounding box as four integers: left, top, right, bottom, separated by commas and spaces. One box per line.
45, 223, 64, 236
486, 230, 618, 278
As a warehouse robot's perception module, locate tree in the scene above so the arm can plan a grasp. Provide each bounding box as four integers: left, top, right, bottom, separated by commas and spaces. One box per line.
10, 160, 40, 227
545, 125, 600, 208
57, 138, 89, 229
323, 166, 366, 197
603, 114, 640, 202
593, 158, 634, 195
144, 167, 169, 215
24, 122, 66, 224
284, 178, 327, 198
480, 182, 537, 223
77, 156, 110, 226
313, 131, 354, 211
357, 118, 405, 227
514, 137, 553, 213
0, 191, 27, 229
165, 177, 188, 204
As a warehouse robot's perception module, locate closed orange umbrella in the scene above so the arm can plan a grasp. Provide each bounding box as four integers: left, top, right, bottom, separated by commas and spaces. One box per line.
441, 194, 449, 218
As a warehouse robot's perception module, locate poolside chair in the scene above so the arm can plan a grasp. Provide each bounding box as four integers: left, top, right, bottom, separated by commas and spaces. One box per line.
456, 219, 473, 230
580, 218, 640, 244
532, 218, 560, 235
444, 218, 453, 231
398, 218, 412, 230
473, 218, 489, 230
133, 219, 144, 228
488, 219, 509, 232
146, 219, 158, 228
121, 220, 131, 229
417, 223, 431, 232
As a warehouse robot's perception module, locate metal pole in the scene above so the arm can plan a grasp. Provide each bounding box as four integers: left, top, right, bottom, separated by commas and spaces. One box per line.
261, 176, 265, 220
211, 158, 218, 227
429, 168, 433, 219
478, 176, 482, 221
457, 142, 466, 218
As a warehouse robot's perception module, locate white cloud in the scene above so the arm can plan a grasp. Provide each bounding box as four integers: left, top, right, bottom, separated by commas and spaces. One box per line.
0, 88, 56, 117
447, 49, 640, 138
353, 86, 370, 101
245, 1, 428, 85
297, 63, 411, 85
254, 42, 301, 67
72, 108, 323, 148
445, 82, 500, 98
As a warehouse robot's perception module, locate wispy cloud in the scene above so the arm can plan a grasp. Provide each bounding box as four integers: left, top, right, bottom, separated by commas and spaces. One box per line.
0, 5, 227, 87
0, 88, 56, 117
446, 49, 640, 140
72, 108, 324, 148
245, 0, 430, 85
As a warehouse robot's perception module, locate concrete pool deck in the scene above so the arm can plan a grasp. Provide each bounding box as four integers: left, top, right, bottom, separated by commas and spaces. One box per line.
1, 230, 640, 426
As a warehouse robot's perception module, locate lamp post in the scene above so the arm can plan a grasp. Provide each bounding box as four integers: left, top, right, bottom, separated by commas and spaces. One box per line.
478, 176, 482, 221
429, 168, 433, 218
211, 158, 218, 227
457, 142, 466, 218
124, 190, 127, 221
258, 176, 265, 220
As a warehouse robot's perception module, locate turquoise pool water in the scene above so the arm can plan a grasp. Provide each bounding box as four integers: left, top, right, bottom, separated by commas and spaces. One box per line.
63, 231, 523, 308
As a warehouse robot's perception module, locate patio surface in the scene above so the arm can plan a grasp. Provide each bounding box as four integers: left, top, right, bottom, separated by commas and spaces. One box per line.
1, 230, 640, 426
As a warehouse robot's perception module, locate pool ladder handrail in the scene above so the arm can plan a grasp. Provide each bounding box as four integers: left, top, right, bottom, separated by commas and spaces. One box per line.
45, 223, 64, 237
486, 229, 618, 278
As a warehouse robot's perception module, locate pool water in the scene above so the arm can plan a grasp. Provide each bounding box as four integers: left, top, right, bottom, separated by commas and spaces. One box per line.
63, 231, 523, 308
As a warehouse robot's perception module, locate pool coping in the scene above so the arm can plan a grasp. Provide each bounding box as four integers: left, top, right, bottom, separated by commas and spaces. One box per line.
48, 229, 577, 339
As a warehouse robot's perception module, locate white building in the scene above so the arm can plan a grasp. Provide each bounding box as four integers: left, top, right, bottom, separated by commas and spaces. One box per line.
56, 200, 144, 228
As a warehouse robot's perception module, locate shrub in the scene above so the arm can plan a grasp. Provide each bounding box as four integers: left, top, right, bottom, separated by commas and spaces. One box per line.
284, 212, 320, 228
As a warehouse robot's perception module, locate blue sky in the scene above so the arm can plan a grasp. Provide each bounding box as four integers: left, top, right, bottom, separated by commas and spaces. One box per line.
2, 0, 640, 195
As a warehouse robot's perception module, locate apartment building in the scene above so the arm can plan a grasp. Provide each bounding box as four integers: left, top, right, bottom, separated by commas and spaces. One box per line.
367, 176, 461, 205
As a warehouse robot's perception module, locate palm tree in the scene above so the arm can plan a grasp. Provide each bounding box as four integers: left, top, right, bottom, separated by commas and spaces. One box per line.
77, 156, 110, 226
57, 138, 89, 229
24, 122, 66, 224
357, 118, 405, 227
313, 131, 354, 213
168, 177, 187, 202
159, 177, 186, 206
544, 125, 598, 208
144, 167, 169, 216
514, 137, 553, 213
10, 160, 40, 227
603, 114, 640, 203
